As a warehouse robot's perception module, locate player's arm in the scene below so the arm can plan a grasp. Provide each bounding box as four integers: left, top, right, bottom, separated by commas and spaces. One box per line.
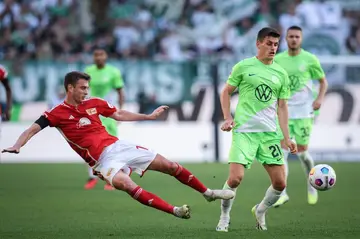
311, 56, 328, 110
278, 72, 297, 153
1, 77, 12, 121
277, 99, 290, 140
277, 99, 296, 153
2, 115, 49, 154
98, 98, 168, 121
220, 83, 237, 120
220, 64, 241, 131
116, 88, 125, 109
113, 69, 125, 109
109, 106, 169, 121
313, 77, 328, 110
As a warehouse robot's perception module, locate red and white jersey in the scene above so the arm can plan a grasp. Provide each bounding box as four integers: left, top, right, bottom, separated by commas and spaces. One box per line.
0, 64, 8, 81
44, 98, 118, 166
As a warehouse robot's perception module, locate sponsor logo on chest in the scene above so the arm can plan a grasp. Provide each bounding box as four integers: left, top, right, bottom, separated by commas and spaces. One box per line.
86, 108, 97, 115
76, 117, 91, 129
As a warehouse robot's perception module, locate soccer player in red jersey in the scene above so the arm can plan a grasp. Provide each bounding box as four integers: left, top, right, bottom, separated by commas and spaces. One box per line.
0, 64, 12, 121
2, 71, 235, 219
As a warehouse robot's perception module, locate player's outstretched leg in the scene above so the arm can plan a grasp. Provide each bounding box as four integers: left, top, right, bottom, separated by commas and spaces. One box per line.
297, 149, 317, 204
84, 166, 98, 190
253, 165, 285, 230
111, 170, 190, 219
216, 163, 243, 232
147, 154, 235, 202
273, 146, 290, 208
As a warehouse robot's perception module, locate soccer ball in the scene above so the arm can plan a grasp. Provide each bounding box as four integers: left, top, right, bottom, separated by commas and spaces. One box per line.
309, 164, 336, 191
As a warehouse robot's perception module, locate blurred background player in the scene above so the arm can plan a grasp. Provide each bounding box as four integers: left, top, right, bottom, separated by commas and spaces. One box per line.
216, 27, 296, 232
84, 47, 125, 190
312, 83, 321, 122
0, 64, 12, 122
273, 26, 328, 207
48, 85, 66, 109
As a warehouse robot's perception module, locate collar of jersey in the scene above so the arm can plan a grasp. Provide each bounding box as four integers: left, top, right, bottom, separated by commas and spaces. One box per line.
63, 100, 82, 109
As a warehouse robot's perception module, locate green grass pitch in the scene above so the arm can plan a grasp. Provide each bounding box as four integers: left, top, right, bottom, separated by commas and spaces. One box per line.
0, 161, 359, 239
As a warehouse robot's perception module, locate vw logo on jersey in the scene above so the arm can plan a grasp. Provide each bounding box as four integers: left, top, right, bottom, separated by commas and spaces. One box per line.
77, 117, 91, 129
299, 64, 306, 72
255, 84, 273, 102
289, 75, 300, 91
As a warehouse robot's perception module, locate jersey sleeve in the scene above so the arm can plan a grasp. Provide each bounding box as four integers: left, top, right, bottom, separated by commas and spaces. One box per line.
97, 98, 117, 117
112, 68, 124, 89
279, 71, 290, 99
43, 108, 61, 127
309, 55, 325, 80
226, 62, 243, 87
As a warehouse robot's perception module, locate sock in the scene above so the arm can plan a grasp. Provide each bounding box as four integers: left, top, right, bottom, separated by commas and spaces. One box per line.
88, 167, 97, 179
220, 181, 237, 219
130, 186, 174, 215
172, 163, 208, 194
281, 149, 290, 196
297, 151, 315, 191
257, 185, 282, 214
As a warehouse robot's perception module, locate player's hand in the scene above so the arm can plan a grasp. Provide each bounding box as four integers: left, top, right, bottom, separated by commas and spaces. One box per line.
312, 99, 322, 110
2, 146, 20, 154
148, 105, 169, 120
284, 138, 297, 154
221, 118, 234, 132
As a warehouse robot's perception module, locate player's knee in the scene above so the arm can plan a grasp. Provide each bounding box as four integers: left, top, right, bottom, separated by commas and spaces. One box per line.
297, 145, 308, 152
168, 161, 180, 175
156, 155, 179, 175
112, 172, 135, 192
272, 179, 286, 191
227, 175, 243, 188
149, 154, 179, 175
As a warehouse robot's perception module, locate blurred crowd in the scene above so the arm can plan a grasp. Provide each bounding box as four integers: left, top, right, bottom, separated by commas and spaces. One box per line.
0, 0, 359, 62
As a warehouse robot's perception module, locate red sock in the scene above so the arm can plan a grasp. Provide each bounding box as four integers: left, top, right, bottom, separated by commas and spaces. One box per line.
173, 163, 208, 193
129, 186, 174, 215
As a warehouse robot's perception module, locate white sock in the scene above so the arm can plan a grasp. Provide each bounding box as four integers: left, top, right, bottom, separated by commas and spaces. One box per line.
203, 188, 212, 197
220, 181, 237, 220
297, 151, 315, 192
281, 149, 289, 196
257, 185, 282, 214
88, 167, 97, 179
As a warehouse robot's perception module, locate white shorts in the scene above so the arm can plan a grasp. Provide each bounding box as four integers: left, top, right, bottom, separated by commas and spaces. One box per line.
93, 140, 157, 186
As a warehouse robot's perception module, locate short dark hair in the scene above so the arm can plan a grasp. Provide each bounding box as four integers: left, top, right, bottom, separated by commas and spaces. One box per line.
287, 25, 302, 32
93, 45, 107, 53
64, 71, 91, 92
257, 27, 280, 41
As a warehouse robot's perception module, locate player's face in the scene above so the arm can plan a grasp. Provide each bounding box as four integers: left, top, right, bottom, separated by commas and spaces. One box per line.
257, 36, 279, 60
69, 79, 89, 103
93, 50, 107, 66
286, 29, 302, 50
